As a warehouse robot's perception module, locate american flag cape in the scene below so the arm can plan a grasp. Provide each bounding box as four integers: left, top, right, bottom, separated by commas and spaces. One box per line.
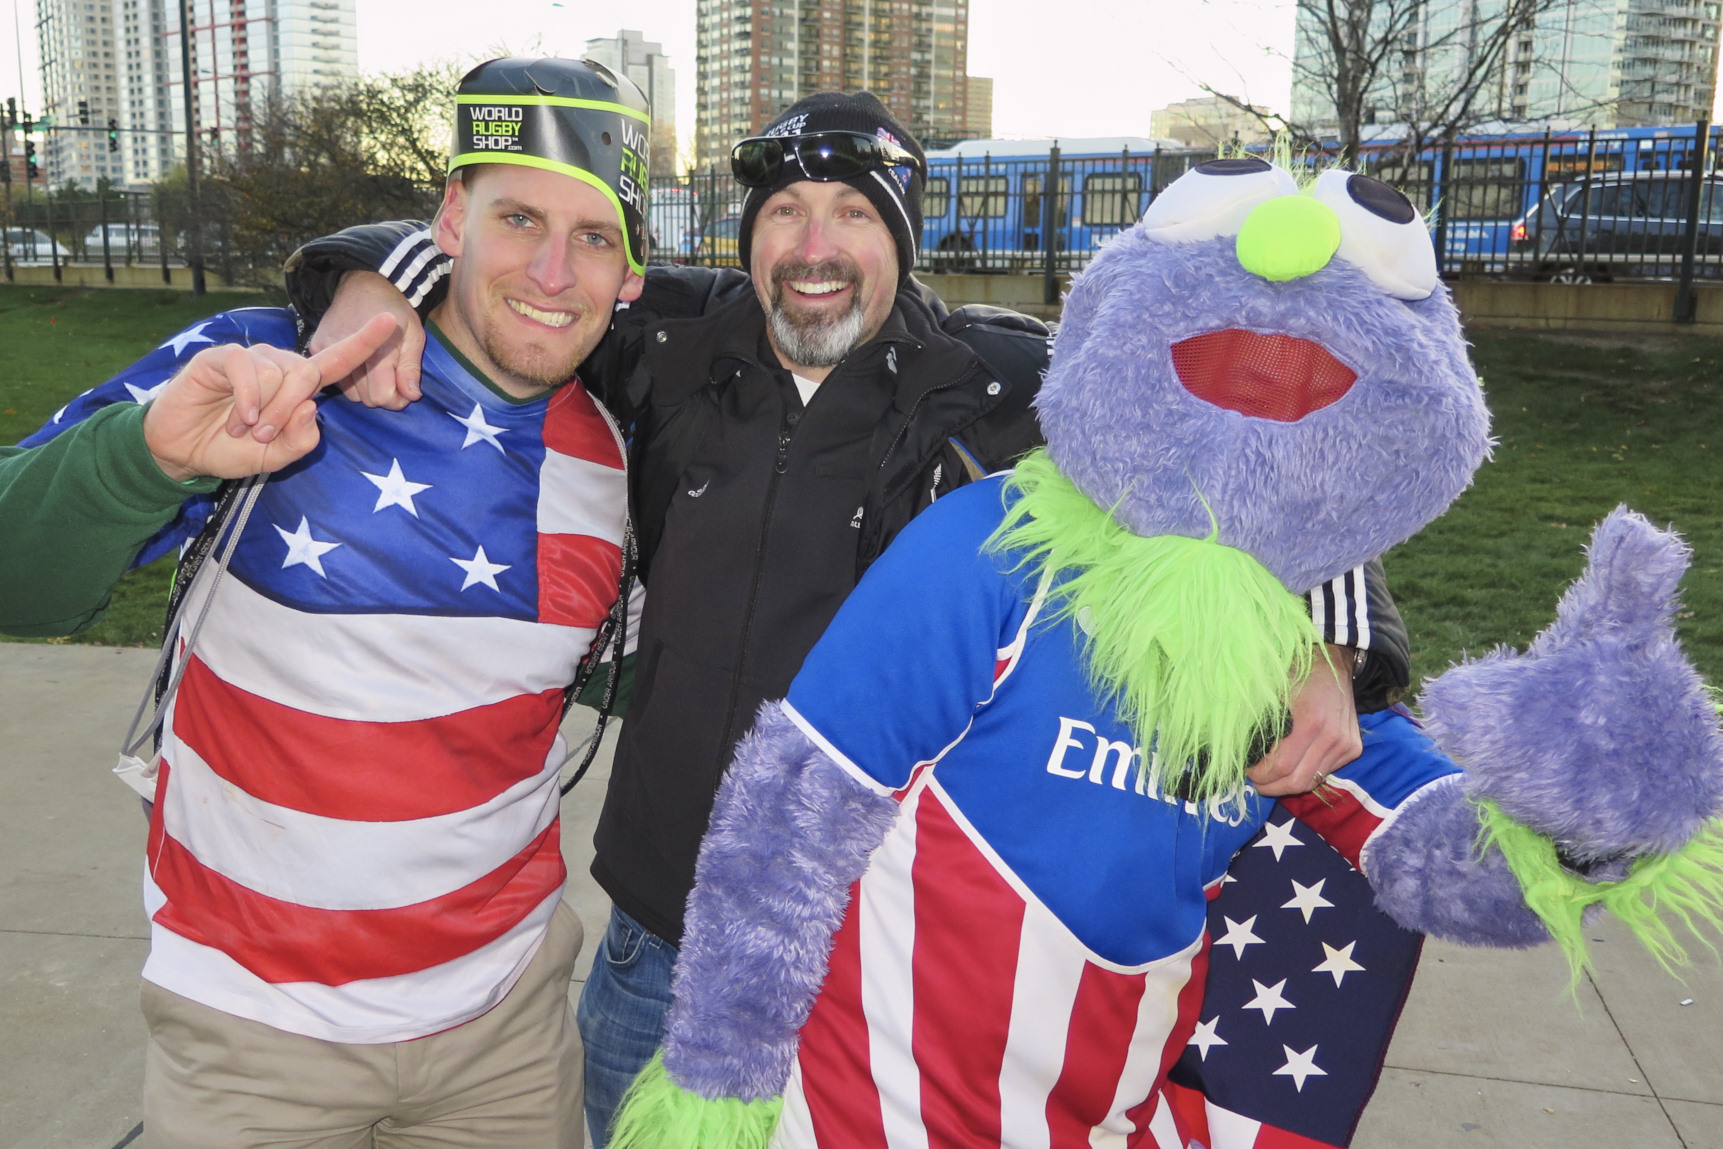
24, 309, 626, 1043
773, 479, 1454, 1149
1148, 783, 1425, 1149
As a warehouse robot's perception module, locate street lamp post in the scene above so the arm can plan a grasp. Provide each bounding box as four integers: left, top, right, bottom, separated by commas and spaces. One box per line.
178, 0, 205, 295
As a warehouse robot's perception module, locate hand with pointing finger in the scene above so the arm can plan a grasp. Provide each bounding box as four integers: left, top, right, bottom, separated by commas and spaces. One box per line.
142, 314, 399, 482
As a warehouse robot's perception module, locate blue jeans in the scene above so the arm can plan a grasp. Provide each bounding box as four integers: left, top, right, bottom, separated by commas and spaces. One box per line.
578, 906, 679, 1148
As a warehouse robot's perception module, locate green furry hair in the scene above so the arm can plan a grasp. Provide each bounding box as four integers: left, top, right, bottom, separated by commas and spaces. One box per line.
986, 450, 1321, 810
608, 1053, 783, 1149
1477, 799, 1723, 991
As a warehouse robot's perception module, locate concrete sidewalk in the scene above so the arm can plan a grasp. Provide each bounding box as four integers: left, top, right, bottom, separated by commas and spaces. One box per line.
2, 644, 1719, 1149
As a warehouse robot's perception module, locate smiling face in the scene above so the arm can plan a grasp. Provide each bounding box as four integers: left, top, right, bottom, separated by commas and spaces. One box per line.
432, 164, 645, 399
748, 180, 899, 379
1035, 160, 1491, 594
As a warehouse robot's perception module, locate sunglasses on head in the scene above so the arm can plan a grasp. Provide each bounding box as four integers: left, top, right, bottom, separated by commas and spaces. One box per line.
731, 131, 924, 188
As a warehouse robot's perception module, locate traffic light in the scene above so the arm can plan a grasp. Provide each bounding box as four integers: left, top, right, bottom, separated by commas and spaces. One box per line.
4, 98, 14, 131
77, 99, 90, 126
107, 118, 118, 152
24, 139, 36, 180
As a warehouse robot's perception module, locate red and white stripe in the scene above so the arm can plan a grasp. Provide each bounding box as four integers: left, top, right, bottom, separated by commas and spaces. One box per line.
1148, 1080, 1340, 1149
538, 382, 627, 629
776, 776, 1209, 1149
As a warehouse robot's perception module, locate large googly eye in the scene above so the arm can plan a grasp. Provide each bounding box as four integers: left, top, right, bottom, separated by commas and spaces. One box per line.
1140, 158, 1300, 243
1310, 170, 1438, 300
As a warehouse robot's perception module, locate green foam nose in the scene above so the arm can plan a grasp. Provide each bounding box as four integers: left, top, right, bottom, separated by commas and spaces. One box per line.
1235, 196, 1341, 282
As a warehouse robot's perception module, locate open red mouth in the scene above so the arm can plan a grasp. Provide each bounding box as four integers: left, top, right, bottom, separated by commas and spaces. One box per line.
1171, 329, 1357, 422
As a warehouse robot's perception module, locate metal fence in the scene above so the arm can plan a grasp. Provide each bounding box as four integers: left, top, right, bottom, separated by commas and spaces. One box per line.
647, 122, 1723, 296
0, 189, 189, 281
5, 123, 1720, 294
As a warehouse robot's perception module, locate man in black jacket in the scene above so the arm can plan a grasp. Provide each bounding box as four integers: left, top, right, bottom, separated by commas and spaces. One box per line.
288, 91, 1404, 1146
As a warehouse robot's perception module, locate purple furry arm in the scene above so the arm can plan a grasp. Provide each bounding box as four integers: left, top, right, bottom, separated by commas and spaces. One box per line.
1417, 507, 1723, 862
660, 702, 901, 1102
1364, 777, 1551, 945
1369, 507, 1723, 945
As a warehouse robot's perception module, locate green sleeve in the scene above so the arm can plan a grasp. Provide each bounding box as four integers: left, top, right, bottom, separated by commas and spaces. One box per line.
0, 403, 219, 637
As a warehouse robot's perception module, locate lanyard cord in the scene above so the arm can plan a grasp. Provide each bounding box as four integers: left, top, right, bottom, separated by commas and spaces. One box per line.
560, 517, 637, 796
121, 474, 267, 762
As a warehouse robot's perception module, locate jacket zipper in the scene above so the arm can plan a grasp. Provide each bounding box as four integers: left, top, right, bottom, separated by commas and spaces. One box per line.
719, 401, 800, 755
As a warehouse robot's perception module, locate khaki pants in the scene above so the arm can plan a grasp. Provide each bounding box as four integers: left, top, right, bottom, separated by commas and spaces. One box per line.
141, 901, 585, 1149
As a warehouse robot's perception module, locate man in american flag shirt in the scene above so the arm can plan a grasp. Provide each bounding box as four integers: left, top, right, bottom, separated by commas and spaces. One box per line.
0, 57, 651, 1149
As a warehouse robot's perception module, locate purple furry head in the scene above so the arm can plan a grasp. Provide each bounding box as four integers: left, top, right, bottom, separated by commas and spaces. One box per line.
1036, 164, 1492, 594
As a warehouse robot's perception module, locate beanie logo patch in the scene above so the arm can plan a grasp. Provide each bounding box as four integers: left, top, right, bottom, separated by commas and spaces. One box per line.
764, 114, 809, 138
877, 127, 914, 192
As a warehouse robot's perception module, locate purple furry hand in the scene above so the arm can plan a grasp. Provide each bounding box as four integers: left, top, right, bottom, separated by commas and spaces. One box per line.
1419, 506, 1723, 861
660, 702, 900, 1102
1367, 507, 1723, 944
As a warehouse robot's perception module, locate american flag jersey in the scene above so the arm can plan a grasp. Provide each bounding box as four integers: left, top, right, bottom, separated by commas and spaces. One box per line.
26, 309, 626, 1043
774, 476, 1458, 1149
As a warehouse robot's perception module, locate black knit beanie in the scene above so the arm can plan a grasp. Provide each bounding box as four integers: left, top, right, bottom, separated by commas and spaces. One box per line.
736, 91, 925, 285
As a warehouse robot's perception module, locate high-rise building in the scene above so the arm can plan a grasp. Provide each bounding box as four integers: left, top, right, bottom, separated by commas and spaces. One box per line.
38, 0, 126, 188
585, 29, 678, 179
43, 0, 359, 189
963, 75, 992, 140
1150, 96, 1269, 149
1291, 0, 1722, 135
693, 0, 988, 171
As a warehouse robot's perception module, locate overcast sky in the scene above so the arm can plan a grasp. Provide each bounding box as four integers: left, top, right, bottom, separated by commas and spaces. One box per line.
1, 0, 1298, 156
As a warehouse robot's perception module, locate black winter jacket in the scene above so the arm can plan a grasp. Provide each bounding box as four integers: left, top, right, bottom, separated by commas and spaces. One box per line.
285, 227, 1409, 946
599, 279, 1048, 943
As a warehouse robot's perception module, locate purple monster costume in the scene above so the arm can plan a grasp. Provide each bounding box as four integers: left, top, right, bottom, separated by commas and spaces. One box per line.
608, 159, 1723, 1149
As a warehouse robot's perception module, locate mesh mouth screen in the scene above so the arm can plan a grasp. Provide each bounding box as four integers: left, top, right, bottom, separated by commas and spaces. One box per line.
1171, 329, 1357, 422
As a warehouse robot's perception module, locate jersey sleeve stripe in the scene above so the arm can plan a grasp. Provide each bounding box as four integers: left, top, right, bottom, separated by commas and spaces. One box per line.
1355, 773, 1464, 878
537, 533, 624, 629
157, 731, 562, 910
537, 453, 628, 541
378, 226, 436, 280
406, 262, 451, 310
148, 766, 565, 985
780, 701, 899, 797
542, 383, 626, 468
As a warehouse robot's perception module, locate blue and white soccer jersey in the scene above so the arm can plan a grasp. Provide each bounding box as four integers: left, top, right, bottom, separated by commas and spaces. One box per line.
773, 476, 1459, 1149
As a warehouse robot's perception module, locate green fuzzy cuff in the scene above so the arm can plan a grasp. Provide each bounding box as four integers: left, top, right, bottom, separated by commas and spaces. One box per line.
1476, 799, 1723, 990
608, 1053, 783, 1149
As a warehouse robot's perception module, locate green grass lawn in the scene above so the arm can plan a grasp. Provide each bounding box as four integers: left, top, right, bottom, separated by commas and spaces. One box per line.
3, 285, 1722, 696
1386, 331, 1723, 689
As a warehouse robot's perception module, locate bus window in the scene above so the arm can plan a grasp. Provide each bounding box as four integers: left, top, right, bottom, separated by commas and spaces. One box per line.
1083, 173, 1143, 226
925, 176, 951, 220
1023, 175, 1071, 226
1446, 158, 1526, 220
959, 175, 1009, 219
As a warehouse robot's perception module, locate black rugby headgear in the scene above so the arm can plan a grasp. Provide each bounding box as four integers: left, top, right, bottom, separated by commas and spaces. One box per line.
450, 57, 653, 274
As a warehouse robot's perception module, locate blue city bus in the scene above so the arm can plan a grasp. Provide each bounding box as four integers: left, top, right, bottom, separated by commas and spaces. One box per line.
918, 137, 1193, 271
658, 122, 1723, 280
1350, 123, 1723, 272
906, 123, 1722, 278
